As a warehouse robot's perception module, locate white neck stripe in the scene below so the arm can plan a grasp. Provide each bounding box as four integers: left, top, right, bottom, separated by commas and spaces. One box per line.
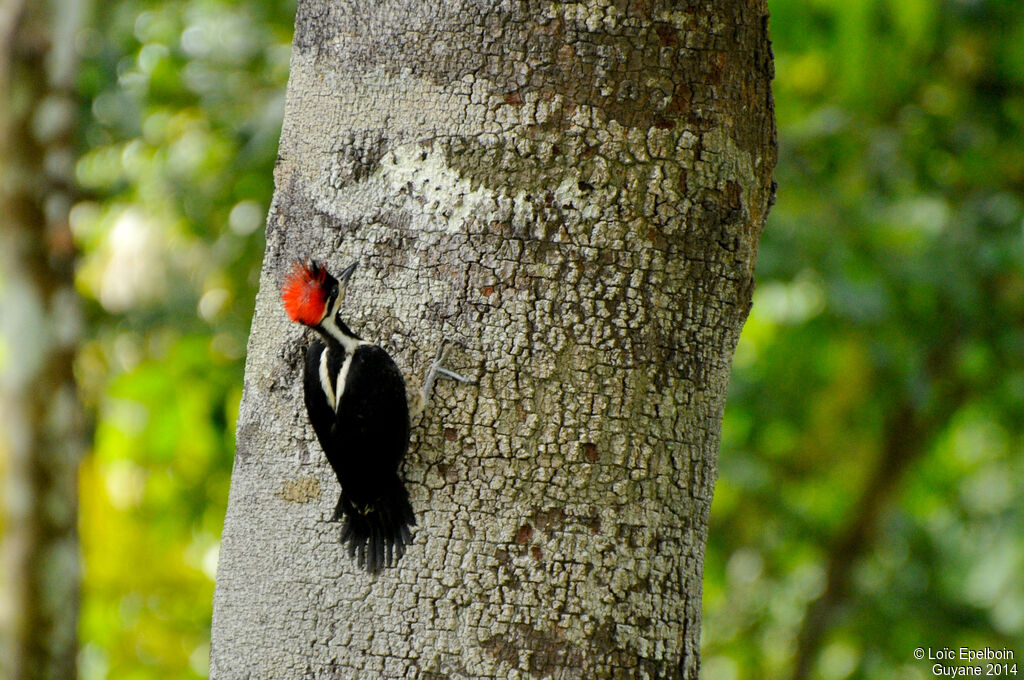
335, 352, 356, 411
319, 308, 365, 354
318, 347, 337, 410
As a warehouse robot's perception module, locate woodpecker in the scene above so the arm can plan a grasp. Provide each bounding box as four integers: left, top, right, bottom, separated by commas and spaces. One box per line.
281, 259, 467, 573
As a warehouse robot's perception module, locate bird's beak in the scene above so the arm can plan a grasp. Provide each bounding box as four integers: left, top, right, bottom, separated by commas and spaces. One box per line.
339, 262, 357, 287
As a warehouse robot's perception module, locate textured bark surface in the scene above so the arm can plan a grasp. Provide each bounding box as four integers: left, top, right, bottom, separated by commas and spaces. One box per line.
0, 1, 87, 678
212, 0, 775, 678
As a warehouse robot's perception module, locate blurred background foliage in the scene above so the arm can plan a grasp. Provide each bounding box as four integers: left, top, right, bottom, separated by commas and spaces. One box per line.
66, 0, 294, 677
705, 0, 1024, 679
3, 0, 1020, 677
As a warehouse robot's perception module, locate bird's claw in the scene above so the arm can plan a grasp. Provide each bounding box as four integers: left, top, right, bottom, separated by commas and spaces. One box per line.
420, 342, 472, 410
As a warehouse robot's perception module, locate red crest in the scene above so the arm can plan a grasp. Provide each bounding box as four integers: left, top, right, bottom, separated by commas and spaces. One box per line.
282, 260, 329, 325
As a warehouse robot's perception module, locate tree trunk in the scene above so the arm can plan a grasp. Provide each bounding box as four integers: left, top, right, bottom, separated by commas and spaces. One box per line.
212, 1, 775, 678
0, 1, 88, 678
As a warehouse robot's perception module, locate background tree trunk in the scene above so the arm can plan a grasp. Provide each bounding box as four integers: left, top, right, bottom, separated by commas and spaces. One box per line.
212, 0, 775, 677
0, 1, 88, 678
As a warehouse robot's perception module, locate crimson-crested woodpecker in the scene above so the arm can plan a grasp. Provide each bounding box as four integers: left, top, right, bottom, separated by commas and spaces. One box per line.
281, 260, 466, 573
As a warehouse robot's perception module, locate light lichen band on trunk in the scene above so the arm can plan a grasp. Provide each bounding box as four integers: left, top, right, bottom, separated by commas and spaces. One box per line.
212, 0, 775, 678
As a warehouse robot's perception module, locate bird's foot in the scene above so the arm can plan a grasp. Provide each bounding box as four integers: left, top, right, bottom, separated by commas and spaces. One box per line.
413, 342, 472, 417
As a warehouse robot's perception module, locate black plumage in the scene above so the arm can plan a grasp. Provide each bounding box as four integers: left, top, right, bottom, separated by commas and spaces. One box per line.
303, 338, 415, 573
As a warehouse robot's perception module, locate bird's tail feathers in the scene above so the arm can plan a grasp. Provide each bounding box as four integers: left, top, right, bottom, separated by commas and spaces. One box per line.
335, 478, 415, 573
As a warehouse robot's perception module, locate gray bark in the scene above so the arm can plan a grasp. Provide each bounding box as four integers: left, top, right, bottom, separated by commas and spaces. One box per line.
0, 1, 88, 678
212, 1, 775, 678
